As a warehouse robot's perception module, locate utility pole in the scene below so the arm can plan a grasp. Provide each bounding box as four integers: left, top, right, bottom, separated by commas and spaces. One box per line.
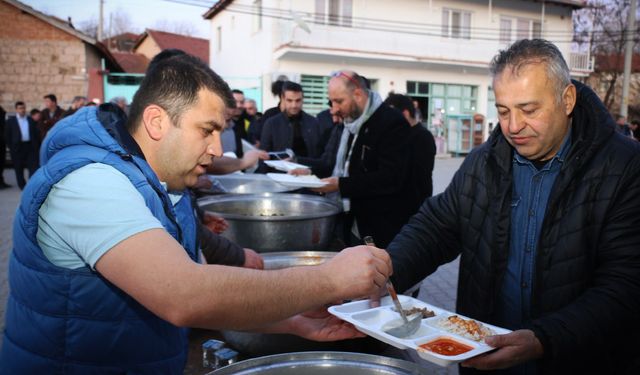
621, 0, 637, 118
98, 0, 104, 41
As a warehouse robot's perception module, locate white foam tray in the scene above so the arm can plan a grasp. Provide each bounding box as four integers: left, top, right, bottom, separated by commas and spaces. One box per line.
328, 296, 511, 367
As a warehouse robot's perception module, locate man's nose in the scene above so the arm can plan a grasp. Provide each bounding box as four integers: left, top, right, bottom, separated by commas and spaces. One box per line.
509, 111, 526, 134
208, 133, 223, 158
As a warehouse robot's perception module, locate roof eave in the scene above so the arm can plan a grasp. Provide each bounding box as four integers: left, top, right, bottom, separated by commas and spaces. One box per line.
203, 0, 233, 20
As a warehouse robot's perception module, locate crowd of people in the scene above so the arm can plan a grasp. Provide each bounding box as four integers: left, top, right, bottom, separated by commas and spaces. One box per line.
0, 38, 638, 375
0, 94, 129, 190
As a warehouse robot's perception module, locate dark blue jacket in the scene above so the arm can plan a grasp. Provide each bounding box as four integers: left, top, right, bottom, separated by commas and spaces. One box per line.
0, 105, 198, 374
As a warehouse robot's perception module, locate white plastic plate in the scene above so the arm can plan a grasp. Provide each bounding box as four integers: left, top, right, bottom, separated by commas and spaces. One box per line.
264, 160, 310, 172
328, 296, 511, 367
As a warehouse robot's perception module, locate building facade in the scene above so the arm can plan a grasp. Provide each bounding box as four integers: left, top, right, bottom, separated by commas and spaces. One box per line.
205, 0, 589, 153
0, 0, 120, 112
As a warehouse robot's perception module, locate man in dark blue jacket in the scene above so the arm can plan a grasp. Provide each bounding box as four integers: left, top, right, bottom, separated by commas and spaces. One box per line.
385, 39, 640, 374
260, 81, 322, 159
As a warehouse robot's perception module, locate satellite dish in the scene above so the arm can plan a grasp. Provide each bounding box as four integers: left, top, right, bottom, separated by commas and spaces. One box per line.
291, 11, 311, 34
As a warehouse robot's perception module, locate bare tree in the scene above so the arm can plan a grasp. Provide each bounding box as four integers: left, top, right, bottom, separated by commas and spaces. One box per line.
108, 8, 141, 37
152, 20, 199, 37
575, 0, 639, 112
77, 17, 99, 39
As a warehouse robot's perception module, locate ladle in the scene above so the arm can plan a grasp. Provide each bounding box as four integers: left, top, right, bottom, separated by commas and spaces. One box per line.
363, 236, 421, 338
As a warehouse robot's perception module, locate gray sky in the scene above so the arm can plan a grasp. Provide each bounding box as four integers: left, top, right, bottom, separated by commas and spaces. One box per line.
20, 0, 213, 38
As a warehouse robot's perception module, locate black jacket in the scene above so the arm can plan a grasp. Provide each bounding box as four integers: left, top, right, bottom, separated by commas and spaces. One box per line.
5, 115, 39, 148
409, 124, 436, 209
387, 82, 640, 374
339, 104, 414, 248
260, 111, 322, 157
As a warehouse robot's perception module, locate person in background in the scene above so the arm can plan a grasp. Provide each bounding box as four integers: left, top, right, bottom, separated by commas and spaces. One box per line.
244, 98, 261, 119
110, 96, 128, 114
314, 70, 414, 249
384, 39, 640, 374
1, 52, 392, 374
260, 81, 322, 160
629, 119, 640, 141
63, 96, 87, 118
4, 101, 39, 190
251, 79, 286, 148
615, 114, 632, 137
412, 99, 423, 124
0, 105, 9, 189
29, 108, 41, 123
385, 93, 436, 205
38, 93, 63, 141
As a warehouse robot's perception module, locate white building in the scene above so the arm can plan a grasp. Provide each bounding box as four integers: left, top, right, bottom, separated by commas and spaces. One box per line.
204, 0, 590, 154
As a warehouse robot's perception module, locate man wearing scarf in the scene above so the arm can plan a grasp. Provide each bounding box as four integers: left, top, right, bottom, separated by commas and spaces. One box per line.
315, 71, 415, 248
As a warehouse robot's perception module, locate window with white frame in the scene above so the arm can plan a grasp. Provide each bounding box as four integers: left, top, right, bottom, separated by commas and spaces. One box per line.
441, 8, 471, 39
499, 16, 542, 44
252, 0, 262, 32
315, 0, 353, 27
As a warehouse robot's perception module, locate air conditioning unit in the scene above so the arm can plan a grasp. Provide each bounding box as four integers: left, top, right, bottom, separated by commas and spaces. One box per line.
270, 72, 300, 83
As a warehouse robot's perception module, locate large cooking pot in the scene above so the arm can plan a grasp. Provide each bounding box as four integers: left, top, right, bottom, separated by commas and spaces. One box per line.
221, 252, 388, 357
198, 193, 341, 252
198, 174, 294, 194
209, 351, 431, 374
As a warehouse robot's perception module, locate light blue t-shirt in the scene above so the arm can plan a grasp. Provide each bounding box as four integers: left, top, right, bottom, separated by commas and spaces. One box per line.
37, 163, 182, 270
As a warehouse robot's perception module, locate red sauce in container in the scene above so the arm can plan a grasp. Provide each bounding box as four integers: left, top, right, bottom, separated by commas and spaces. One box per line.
419, 338, 473, 356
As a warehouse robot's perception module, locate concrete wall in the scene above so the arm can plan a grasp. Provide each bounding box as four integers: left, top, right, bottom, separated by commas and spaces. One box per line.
0, 1, 89, 113
135, 37, 161, 60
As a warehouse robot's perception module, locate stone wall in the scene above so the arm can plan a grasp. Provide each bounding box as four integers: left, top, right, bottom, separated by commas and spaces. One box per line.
0, 1, 89, 114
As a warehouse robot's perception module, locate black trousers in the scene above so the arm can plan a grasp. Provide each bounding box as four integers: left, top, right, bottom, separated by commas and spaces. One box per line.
9, 141, 38, 189
0, 138, 6, 184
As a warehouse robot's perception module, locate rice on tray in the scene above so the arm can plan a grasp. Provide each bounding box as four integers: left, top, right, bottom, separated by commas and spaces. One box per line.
436, 315, 495, 341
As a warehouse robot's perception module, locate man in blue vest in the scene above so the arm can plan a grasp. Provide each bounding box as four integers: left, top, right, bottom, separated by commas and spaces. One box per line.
0, 53, 392, 374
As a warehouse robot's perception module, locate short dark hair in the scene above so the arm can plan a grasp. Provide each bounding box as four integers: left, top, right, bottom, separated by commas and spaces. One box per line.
15, 101, 25, 108
149, 49, 187, 68
30, 108, 40, 116
271, 80, 285, 97
384, 94, 415, 119
490, 39, 570, 103
630, 119, 640, 126
126, 53, 234, 132
232, 89, 244, 96
44, 94, 57, 103
281, 81, 303, 95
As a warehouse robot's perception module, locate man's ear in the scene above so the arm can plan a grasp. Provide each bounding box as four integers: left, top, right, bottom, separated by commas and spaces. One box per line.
563, 84, 577, 116
141, 105, 166, 141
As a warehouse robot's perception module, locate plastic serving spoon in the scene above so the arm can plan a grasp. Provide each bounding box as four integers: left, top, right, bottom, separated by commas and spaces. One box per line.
362, 236, 421, 338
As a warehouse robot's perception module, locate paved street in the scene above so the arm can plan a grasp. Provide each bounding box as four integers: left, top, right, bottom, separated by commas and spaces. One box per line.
0, 156, 464, 373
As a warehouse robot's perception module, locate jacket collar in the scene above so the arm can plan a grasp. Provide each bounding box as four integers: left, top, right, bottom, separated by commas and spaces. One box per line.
96, 103, 145, 160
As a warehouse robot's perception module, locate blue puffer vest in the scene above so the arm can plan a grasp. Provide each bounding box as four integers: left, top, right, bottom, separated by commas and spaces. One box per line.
0, 105, 198, 374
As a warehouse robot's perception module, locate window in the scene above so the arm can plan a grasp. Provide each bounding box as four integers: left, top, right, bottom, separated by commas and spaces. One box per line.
500, 16, 542, 43
407, 81, 477, 125
301, 74, 331, 115
442, 8, 471, 39
315, 0, 353, 27
252, 0, 262, 32
216, 26, 222, 51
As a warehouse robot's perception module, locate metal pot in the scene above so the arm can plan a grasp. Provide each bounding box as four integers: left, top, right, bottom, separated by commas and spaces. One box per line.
198, 193, 341, 252
209, 351, 431, 374
198, 174, 294, 195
